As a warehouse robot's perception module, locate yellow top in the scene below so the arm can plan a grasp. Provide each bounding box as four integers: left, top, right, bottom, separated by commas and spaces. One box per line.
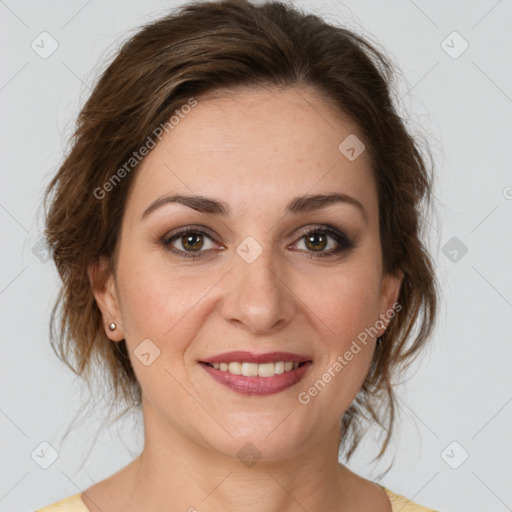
33, 486, 439, 511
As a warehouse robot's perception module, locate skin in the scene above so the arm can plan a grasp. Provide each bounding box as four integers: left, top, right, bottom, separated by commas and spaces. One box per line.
86, 85, 403, 512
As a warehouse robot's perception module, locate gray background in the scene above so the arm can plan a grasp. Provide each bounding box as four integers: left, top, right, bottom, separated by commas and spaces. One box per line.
1, 1, 511, 511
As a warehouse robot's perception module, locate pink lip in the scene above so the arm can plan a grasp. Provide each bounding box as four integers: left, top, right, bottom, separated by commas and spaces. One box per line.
200, 360, 313, 396
200, 351, 311, 364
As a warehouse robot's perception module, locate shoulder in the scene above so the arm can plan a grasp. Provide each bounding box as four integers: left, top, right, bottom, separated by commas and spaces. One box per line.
33, 493, 88, 511
380, 486, 440, 512
31, 486, 439, 512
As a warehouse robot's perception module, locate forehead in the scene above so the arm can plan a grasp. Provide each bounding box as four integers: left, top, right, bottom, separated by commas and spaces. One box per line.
125, 86, 377, 218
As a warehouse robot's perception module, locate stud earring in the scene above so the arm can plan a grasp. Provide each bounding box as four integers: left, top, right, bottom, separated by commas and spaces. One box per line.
376, 324, 387, 348
108, 322, 116, 331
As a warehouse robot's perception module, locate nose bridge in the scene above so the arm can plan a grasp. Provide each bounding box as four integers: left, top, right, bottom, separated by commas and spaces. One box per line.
221, 238, 296, 333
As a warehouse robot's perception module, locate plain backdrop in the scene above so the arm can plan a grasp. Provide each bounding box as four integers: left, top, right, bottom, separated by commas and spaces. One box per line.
1, 1, 511, 511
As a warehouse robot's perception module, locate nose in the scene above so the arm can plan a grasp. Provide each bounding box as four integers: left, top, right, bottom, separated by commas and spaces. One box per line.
220, 248, 297, 335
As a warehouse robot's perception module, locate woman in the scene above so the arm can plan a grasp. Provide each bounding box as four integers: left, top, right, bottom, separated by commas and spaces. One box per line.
36, 0, 439, 510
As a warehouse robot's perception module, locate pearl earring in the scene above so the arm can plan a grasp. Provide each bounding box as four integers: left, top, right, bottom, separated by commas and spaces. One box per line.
108, 322, 116, 331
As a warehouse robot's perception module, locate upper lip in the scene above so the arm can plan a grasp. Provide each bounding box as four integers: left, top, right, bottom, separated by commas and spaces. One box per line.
200, 351, 312, 364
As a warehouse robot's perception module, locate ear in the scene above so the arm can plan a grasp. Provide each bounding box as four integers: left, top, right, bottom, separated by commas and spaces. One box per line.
87, 257, 125, 341
377, 267, 404, 337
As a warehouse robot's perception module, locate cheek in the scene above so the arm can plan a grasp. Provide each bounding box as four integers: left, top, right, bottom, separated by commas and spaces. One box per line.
116, 254, 215, 354
300, 264, 382, 342
114, 261, 207, 406
117, 249, 382, 341
297, 266, 381, 399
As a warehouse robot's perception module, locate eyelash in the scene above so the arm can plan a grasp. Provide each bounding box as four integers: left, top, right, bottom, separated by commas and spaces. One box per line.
160, 225, 355, 260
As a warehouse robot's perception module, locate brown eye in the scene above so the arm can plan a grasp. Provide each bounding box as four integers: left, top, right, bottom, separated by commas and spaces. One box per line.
180, 233, 204, 251
162, 228, 218, 259
304, 232, 328, 252
161, 225, 355, 260
293, 227, 355, 258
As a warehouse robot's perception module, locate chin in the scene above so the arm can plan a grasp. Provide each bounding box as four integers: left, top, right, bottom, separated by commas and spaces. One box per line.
200, 413, 317, 464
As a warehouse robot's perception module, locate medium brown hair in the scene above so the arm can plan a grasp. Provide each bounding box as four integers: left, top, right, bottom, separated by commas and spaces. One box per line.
44, 0, 439, 469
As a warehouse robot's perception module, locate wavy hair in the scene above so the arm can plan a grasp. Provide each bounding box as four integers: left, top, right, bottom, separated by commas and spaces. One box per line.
44, 0, 439, 471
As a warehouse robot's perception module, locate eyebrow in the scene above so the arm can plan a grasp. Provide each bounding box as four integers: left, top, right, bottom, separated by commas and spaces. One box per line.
141, 192, 366, 222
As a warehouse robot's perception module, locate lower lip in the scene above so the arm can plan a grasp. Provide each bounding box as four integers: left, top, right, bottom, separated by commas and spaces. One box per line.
200, 361, 312, 396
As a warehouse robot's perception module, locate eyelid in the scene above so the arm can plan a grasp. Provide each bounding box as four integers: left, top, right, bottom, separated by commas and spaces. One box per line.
162, 226, 224, 251
288, 224, 355, 254
161, 223, 355, 258
163, 224, 218, 241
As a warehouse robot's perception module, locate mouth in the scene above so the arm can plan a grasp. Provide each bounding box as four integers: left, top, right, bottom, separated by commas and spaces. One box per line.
199, 351, 313, 395
201, 360, 309, 377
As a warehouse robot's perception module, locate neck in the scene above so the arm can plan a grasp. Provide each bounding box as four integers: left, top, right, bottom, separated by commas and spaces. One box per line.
120, 400, 354, 512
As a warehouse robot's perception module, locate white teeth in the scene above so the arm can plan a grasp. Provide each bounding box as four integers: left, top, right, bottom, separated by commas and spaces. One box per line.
208, 361, 303, 377
228, 362, 242, 375
257, 362, 275, 377
241, 362, 259, 377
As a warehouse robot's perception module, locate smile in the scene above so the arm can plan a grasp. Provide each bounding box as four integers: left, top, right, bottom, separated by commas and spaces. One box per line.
204, 360, 303, 377
199, 351, 313, 396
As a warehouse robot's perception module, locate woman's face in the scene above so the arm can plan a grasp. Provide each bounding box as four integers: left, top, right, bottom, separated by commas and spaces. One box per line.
92, 86, 402, 461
